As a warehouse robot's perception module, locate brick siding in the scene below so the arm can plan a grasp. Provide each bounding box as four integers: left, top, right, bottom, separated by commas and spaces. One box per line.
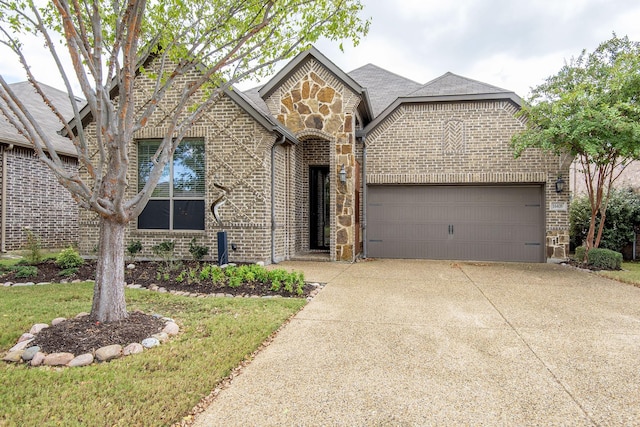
1, 145, 79, 251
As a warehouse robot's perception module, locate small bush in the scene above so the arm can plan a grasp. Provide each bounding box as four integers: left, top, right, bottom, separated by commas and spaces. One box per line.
55, 247, 84, 270
126, 240, 143, 261
189, 238, 209, 261
14, 265, 38, 278
574, 246, 587, 263
58, 267, 78, 277
23, 228, 42, 264
587, 248, 622, 270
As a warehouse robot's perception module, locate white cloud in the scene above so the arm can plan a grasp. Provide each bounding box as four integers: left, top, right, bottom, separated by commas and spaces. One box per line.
3, 0, 640, 101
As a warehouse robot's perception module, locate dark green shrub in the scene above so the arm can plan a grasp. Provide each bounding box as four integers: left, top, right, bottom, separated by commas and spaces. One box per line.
570, 188, 640, 254
55, 247, 84, 269
126, 240, 143, 261
587, 248, 622, 270
14, 265, 38, 278
574, 246, 587, 263
189, 238, 209, 261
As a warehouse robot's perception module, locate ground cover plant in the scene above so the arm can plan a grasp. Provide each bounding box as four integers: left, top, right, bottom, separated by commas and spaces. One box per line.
0, 282, 305, 426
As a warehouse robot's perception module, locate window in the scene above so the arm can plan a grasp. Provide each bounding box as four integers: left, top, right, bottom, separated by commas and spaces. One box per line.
137, 139, 205, 230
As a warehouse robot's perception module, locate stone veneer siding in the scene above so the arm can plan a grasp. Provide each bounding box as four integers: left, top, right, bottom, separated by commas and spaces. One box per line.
1, 145, 79, 251
365, 101, 571, 259
264, 59, 361, 261
79, 63, 282, 264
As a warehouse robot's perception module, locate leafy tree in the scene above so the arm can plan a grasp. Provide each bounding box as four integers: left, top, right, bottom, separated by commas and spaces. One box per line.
0, 0, 369, 322
570, 188, 640, 255
512, 35, 640, 255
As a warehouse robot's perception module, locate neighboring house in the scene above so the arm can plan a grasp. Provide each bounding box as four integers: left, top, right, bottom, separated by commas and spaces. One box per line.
0, 82, 79, 251
78, 47, 571, 263
570, 160, 640, 196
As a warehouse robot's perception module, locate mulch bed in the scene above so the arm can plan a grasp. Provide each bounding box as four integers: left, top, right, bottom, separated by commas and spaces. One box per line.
1, 259, 316, 297
3, 260, 314, 356
31, 312, 166, 355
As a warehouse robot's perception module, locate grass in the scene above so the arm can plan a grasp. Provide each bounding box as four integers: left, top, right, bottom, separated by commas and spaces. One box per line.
0, 283, 306, 426
598, 261, 640, 286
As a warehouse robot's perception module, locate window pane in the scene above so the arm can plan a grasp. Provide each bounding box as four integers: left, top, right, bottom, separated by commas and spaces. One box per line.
138, 200, 170, 229
173, 200, 205, 230
138, 140, 170, 197
173, 139, 205, 197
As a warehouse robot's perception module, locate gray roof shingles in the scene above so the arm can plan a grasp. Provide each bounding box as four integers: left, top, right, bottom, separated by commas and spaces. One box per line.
407, 72, 511, 97
0, 81, 80, 156
347, 64, 422, 116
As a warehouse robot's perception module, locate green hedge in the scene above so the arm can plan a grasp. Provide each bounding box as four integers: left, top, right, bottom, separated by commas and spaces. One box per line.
587, 248, 622, 270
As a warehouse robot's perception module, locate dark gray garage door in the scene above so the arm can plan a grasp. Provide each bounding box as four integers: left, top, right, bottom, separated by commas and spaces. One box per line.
367, 185, 544, 262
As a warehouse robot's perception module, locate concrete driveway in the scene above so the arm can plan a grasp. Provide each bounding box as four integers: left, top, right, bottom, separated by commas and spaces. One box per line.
193, 259, 640, 426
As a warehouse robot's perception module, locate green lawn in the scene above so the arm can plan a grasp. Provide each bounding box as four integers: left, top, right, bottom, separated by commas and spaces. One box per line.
598, 261, 640, 287
0, 283, 305, 426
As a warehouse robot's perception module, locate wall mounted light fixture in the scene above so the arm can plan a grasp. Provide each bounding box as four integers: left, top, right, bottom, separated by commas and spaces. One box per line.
339, 164, 347, 183
555, 176, 565, 193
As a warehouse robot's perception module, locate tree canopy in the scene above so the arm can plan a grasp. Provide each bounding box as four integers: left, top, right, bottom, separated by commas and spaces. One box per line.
0, 0, 370, 321
511, 35, 640, 253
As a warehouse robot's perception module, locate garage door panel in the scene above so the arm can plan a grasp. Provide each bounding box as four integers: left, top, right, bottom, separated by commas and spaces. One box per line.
367, 185, 544, 262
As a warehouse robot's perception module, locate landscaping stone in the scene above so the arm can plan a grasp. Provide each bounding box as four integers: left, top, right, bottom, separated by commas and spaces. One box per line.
163, 322, 179, 336
9, 339, 33, 352
51, 317, 66, 326
30, 352, 45, 366
141, 337, 160, 348
126, 263, 136, 270
95, 344, 122, 362
75, 312, 90, 318
13, 282, 35, 286
44, 352, 74, 366
3, 350, 24, 362
30, 323, 48, 334
18, 332, 34, 343
36, 282, 51, 286
152, 332, 169, 343
21, 346, 41, 361
68, 353, 94, 367
123, 343, 144, 356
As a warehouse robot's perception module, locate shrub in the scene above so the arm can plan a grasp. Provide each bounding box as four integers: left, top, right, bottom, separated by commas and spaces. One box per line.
22, 228, 42, 264
13, 265, 38, 278
58, 267, 78, 277
587, 248, 622, 270
570, 188, 640, 254
152, 240, 176, 272
189, 238, 209, 261
574, 246, 587, 263
126, 240, 143, 261
55, 247, 84, 270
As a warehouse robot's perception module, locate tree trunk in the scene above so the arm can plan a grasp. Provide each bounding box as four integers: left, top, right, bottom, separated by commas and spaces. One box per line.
91, 216, 128, 322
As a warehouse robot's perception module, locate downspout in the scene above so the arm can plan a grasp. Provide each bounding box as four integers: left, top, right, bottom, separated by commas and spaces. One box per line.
1, 144, 14, 253
357, 132, 368, 259
271, 135, 286, 264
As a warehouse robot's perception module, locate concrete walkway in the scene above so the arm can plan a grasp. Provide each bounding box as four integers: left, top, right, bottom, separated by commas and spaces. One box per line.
193, 259, 640, 426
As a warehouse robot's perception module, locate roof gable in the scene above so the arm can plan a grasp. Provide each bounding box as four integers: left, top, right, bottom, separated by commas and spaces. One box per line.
348, 64, 422, 116
258, 46, 373, 122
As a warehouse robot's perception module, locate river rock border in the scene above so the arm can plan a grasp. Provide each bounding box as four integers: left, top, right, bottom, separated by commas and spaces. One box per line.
2, 312, 180, 368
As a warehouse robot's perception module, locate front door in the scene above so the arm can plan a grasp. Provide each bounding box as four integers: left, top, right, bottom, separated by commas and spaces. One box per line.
309, 166, 330, 250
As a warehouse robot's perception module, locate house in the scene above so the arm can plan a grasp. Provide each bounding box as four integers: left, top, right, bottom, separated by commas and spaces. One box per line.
0, 82, 79, 252
78, 47, 571, 263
